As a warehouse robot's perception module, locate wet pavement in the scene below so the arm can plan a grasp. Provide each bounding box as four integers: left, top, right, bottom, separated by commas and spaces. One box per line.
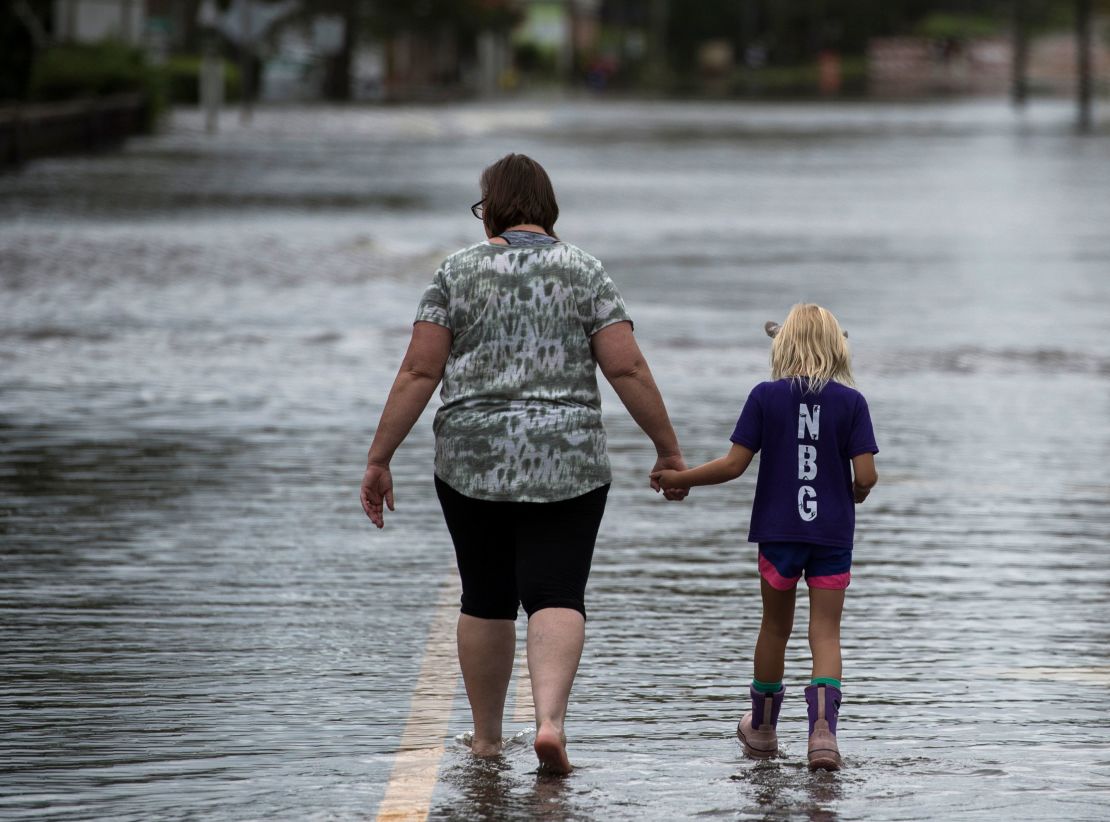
1, 99, 1109, 820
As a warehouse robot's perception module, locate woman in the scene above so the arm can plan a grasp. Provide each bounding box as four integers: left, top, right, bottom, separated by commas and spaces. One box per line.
360, 153, 686, 774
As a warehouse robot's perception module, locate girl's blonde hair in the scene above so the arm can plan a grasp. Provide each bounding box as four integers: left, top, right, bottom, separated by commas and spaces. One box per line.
770, 303, 853, 393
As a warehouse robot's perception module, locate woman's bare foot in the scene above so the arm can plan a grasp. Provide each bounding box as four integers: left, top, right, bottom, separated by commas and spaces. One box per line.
469, 737, 503, 758
534, 723, 571, 774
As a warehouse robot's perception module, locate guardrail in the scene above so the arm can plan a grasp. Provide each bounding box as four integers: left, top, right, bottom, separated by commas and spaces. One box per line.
0, 93, 148, 168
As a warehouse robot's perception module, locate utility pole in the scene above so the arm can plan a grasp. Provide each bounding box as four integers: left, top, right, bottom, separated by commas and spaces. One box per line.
1011, 0, 1029, 107
240, 0, 253, 124
646, 0, 668, 89
66, 0, 77, 41
198, 0, 222, 134
121, 0, 133, 44
336, 0, 357, 102
1076, 0, 1092, 132
12, 1, 49, 47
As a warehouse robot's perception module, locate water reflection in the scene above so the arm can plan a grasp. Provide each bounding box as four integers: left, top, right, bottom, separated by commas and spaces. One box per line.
440, 756, 516, 821
437, 749, 583, 822
730, 758, 842, 821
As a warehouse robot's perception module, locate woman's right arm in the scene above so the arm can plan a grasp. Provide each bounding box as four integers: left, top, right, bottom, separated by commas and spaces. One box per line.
591, 321, 688, 500
360, 321, 453, 528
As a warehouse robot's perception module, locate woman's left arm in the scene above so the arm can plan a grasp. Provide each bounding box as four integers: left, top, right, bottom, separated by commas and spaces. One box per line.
361, 322, 453, 528
591, 321, 688, 500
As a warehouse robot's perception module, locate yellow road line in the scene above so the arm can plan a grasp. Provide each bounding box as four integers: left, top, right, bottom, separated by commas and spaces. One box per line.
989, 665, 1110, 685
376, 578, 460, 822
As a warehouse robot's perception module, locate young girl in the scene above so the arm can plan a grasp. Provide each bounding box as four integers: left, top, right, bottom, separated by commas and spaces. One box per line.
651, 303, 878, 771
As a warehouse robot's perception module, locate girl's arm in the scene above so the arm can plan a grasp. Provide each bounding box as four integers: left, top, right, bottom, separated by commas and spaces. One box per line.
651, 443, 755, 491
851, 452, 878, 503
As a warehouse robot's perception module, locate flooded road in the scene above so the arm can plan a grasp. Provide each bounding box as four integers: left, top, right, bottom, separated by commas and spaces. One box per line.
2, 100, 1109, 820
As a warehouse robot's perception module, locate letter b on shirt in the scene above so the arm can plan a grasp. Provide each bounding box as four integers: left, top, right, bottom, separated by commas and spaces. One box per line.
798, 444, 817, 480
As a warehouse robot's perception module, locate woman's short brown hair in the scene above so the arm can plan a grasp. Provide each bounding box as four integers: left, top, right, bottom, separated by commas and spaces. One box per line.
479, 153, 559, 238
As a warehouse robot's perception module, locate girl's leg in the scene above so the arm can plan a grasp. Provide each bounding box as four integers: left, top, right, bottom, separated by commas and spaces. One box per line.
808, 588, 845, 681
457, 615, 516, 756
806, 587, 846, 771
527, 607, 585, 774
754, 577, 797, 683
738, 577, 795, 757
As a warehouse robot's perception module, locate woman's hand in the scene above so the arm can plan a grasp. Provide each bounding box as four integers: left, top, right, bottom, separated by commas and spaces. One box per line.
360, 464, 395, 528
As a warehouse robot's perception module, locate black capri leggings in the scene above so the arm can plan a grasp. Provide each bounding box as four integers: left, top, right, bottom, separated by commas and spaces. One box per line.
434, 476, 609, 621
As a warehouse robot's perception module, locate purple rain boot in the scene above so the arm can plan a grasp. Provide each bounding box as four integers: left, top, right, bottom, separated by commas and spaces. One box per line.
736, 685, 784, 759
805, 684, 843, 771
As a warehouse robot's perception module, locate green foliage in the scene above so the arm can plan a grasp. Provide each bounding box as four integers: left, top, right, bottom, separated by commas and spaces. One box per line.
28, 41, 165, 128
914, 13, 1003, 40
513, 42, 557, 78
664, 1, 745, 72
655, 0, 1027, 71
164, 56, 242, 104
735, 56, 869, 97
30, 41, 148, 100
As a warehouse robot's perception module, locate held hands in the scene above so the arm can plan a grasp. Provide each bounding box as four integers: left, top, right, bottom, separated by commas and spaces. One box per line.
651, 469, 683, 490
650, 454, 689, 501
360, 463, 395, 528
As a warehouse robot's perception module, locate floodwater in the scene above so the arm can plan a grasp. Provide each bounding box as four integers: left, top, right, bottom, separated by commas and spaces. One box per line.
2, 99, 1109, 820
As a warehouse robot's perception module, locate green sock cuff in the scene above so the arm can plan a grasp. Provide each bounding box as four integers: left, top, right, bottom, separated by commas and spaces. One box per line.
752, 678, 783, 694
810, 677, 842, 689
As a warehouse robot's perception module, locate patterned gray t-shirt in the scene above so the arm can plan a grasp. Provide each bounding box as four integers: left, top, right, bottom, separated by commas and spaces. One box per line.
415, 239, 631, 502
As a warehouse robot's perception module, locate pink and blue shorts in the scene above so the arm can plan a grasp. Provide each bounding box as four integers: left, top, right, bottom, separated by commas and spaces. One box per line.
758, 541, 851, 591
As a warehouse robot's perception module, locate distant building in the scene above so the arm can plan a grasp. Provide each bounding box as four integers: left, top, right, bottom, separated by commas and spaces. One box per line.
868, 37, 1011, 96
869, 21, 1110, 97
1028, 29, 1110, 94
53, 0, 145, 45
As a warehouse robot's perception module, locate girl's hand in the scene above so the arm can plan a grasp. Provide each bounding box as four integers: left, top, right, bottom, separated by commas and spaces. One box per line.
851, 453, 876, 505
650, 454, 689, 500
361, 464, 395, 528
650, 468, 683, 492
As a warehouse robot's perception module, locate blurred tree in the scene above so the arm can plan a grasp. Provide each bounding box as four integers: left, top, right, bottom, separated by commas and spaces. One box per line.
657, 0, 1099, 75
0, 0, 52, 101
367, 0, 519, 37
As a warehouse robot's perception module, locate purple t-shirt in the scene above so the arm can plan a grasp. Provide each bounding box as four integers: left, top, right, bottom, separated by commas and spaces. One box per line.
730, 379, 878, 549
